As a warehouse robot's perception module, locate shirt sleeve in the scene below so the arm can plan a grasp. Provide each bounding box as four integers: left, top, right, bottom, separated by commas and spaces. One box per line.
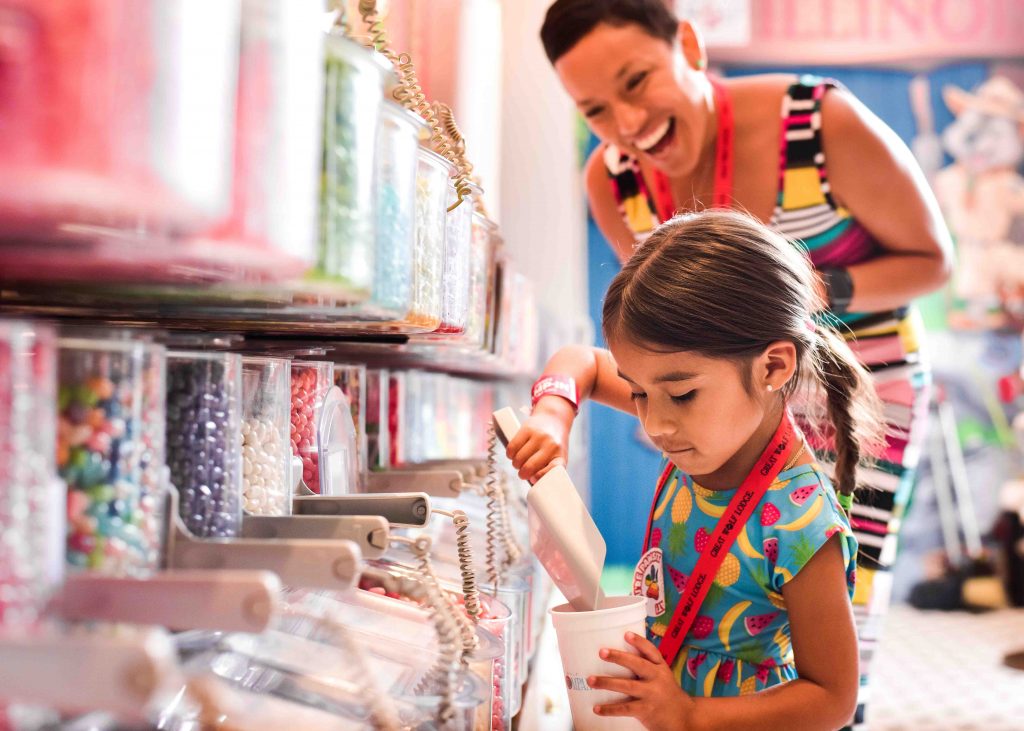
761, 469, 858, 599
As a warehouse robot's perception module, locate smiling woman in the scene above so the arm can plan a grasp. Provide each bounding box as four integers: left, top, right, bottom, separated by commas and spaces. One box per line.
538, 2, 955, 729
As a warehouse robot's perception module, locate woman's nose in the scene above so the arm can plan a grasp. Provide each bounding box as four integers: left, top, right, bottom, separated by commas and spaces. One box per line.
613, 102, 647, 139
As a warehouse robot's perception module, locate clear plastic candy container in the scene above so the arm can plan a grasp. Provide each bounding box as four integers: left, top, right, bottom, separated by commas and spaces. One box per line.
334, 364, 368, 481
58, 336, 154, 575
166, 351, 243, 538
436, 184, 474, 334
317, 35, 390, 298
0, 0, 239, 280
241, 357, 292, 516
410, 147, 454, 331
290, 361, 333, 494
0, 320, 60, 628
363, 101, 423, 319
137, 342, 167, 570
462, 211, 498, 350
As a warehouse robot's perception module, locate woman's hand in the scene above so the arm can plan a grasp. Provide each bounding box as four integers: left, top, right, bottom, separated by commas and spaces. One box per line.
590, 632, 697, 730
504, 396, 575, 482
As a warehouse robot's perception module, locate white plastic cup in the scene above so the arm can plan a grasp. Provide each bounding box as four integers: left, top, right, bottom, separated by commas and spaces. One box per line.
549, 595, 647, 730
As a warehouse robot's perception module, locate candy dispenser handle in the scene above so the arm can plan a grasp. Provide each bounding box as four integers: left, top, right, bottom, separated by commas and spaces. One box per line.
168, 533, 363, 592
0, 627, 179, 721
241, 515, 390, 558
51, 571, 281, 633
364, 469, 465, 497
492, 407, 522, 447
292, 492, 431, 526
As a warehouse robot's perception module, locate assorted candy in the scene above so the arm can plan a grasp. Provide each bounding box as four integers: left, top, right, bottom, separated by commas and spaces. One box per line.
290, 361, 332, 494
166, 352, 242, 538
0, 321, 59, 627
411, 148, 452, 330
368, 102, 420, 318
318, 35, 388, 295
137, 343, 167, 569
241, 357, 291, 516
58, 339, 151, 574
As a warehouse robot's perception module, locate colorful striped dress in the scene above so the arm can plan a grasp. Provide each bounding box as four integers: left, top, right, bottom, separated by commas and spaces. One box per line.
603, 75, 930, 731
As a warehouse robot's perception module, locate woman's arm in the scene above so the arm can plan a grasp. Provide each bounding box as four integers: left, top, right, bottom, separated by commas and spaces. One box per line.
586, 145, 641, 264
820, 88, 954, 313
591, 536, 858, 731
506, 345, 636, 481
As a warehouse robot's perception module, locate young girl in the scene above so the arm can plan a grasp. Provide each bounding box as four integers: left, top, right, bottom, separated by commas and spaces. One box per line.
508, 211, 881, 730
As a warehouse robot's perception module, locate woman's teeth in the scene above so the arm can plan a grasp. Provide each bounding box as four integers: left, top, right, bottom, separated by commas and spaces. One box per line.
636, 119, 672, 152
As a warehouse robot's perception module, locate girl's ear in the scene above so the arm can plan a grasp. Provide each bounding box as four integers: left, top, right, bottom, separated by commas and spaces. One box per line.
755, 341, 798, 393
678, 20, 708, 71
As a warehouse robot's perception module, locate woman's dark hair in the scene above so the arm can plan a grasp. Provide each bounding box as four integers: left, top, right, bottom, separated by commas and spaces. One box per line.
602, 210, 884, 502
541, 0, 678, 64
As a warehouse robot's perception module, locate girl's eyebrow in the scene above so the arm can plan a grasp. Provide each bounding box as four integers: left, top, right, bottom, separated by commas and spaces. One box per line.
617, 370, 697, 384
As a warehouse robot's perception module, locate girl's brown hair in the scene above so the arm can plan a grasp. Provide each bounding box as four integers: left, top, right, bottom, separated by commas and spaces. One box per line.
602, 210, 883, 502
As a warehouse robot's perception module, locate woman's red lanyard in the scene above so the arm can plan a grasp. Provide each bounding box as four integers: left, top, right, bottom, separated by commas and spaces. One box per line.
650, 76, 734, 222
642, 410, 797, 667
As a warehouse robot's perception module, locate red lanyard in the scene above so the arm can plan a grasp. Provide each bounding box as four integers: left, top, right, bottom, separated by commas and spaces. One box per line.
643, 410, 797, 667
650, 76, 734, 221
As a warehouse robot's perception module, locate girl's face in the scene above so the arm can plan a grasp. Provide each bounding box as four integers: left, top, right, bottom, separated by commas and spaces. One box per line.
554, 22, 711, 177
610, 338, 769, 480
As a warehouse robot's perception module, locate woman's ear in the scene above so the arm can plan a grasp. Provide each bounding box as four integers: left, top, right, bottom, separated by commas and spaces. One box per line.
678, 20, 707, 71
756, 341, 798, 393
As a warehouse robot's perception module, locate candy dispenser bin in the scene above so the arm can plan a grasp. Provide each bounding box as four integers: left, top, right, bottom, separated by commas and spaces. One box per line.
241, 357, 291, 516
0, 320, 61, 629
317, 34, 390, 298
458, 210, 499, 351
356, 101, 423, 320
165, 351, 243, 539
436, 185, 474, 335
0, 0, 240, 280
334, 364, 368, 481
365, 368, 390, 472
58, 335, 154, 575
138, 341, 168, 571
409, 147, 454, 331
290, 361, 332, 494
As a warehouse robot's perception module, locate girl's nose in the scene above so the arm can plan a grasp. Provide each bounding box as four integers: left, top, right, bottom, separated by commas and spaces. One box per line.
642, 402, 677, 441
613, 102, 647, 140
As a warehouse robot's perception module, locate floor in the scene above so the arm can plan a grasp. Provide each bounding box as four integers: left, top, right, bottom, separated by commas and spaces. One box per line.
868, 604, 1024, 731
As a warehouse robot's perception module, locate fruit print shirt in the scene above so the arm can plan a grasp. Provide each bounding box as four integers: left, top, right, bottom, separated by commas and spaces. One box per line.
641, 460, 857, 698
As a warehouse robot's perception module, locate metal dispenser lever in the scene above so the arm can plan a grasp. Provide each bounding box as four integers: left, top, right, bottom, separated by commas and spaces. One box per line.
241, 515, 390, 558
0, 628, 179, 721
364, 469, 465, 497
163, 487, 362, 591
51, 570, 281, 633
293, 492, 431, 527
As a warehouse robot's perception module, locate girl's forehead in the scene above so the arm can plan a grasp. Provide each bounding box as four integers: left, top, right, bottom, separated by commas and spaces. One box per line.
610, 340, 732, 381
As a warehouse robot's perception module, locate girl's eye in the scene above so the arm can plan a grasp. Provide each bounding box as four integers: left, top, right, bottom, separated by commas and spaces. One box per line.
584, 106, 606, 119
671, 391, 696, 404
630, 392, 647, 401
625, 71, 648, 91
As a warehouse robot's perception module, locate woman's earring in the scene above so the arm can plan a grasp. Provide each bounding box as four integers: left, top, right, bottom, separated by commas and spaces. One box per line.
766, 385, 774, 393
694, 58, 707, 71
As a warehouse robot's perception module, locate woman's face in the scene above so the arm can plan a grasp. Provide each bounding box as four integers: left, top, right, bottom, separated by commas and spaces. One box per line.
609, 338, 768, 481
554, 22, 710, 177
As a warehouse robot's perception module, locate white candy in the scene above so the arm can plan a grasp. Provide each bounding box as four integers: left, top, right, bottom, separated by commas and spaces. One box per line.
241, 415, 289, 516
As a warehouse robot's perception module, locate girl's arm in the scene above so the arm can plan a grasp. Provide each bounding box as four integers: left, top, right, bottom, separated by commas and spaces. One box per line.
591, 536, 858, 731
506, 344, 635, 481
820, 87, 954, 313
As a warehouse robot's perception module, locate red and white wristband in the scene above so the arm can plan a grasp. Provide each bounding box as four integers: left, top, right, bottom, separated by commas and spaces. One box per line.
531, 375, 579, 414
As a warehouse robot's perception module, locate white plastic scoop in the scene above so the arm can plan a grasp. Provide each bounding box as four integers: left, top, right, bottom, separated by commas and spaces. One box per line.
493, 407, 607, 611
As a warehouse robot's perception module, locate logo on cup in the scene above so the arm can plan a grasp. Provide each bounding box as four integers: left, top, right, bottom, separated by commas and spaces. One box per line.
565, 673, 592, 691
633, 547, 666, 617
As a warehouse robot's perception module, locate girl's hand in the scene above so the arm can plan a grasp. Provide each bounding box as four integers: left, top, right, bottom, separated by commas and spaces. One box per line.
504, 396, 574, 482
590, 632, 697, 731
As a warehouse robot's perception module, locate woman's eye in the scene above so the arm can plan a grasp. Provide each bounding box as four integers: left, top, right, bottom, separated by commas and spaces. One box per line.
584, 106, 606, 119
671, 391, 696, 404
630, 392, 647, 401
626, 71, 648, 91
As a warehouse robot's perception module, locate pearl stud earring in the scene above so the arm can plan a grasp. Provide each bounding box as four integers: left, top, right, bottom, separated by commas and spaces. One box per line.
766, 385, 774, 392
